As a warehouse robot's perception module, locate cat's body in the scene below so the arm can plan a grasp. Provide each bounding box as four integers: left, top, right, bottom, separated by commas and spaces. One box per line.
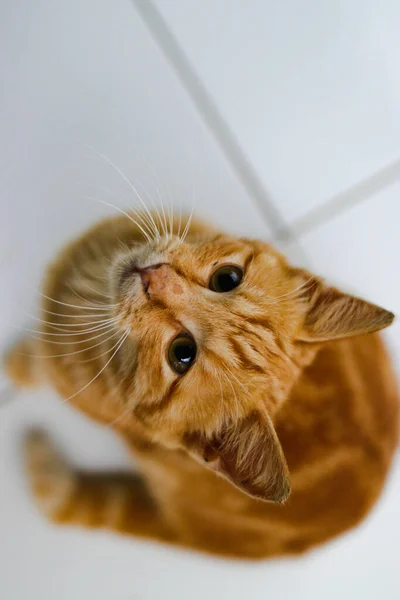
6, 213, 399, 559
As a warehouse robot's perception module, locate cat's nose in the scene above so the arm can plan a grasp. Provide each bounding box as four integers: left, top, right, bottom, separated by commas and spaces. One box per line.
138, 264, 179, 297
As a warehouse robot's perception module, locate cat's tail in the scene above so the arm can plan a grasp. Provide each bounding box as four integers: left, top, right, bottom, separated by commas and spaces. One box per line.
3, 337, 41, 388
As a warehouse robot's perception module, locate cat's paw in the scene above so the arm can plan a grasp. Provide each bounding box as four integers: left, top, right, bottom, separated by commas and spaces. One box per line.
23, 430, 77, 520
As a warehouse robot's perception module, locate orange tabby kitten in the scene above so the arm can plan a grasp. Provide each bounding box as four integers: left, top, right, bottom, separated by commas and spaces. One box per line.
5, 213, 399, 559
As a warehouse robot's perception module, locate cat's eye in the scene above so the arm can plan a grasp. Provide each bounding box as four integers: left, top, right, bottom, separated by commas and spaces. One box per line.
168, 334, 197, 375
209, 265, 243, 293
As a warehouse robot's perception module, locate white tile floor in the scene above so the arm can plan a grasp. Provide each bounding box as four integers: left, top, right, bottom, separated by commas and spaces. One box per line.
154, 0, 400, 220
1, 1, 399, 598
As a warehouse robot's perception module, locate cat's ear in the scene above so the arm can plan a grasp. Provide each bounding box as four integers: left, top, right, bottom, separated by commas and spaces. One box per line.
184, 412, 290, 503
296, 272, 394, 342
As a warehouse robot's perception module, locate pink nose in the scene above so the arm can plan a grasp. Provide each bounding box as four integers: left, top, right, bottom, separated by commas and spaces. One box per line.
139, 264, 172, 296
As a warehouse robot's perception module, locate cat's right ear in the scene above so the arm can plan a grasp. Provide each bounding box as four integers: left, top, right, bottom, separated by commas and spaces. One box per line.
183, 412, 291, 503
293, 270, 394, 342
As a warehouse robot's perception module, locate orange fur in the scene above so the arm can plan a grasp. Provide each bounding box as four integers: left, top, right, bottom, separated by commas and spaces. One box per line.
5, 213, 399, 559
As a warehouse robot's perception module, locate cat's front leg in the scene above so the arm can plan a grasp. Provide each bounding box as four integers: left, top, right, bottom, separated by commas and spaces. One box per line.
23, 430, 176, 543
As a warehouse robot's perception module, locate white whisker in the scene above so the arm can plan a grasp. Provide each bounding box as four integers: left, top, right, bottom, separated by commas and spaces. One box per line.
60, 328, 131, 404
136, 150, 168, 237
39, 293, 113, 312
23, 330, 119, 358
180, 208, 194, 244
177, 199, 183, 239
67, 283, 116, 306
26, 324, 117, 346
221, 368, 241, 420
20, 320, 118, 337
180, 166, 196, 243
223, 366, 247, 396
41, 309, 111, 319
76, 336, 126, 363
163, 177, 174, 239
77, 285, 115, 301
85, 145, 160, 240
82, 196, 152, 243
76, 180, 159, 239
121, 177, 163, 240
264, 277, 316, 306
25, 314, 117, 329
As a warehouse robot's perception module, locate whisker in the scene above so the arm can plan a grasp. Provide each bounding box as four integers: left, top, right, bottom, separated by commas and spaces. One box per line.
41, 308, 111, 319
158, 195, 169, 238
220, 368, 241, 420
39, 293, 114, 312
85, 145, 160, 240
222, 365, 248, 396
25, 314, 117, 329
177, 199, 183, 239
163, 177, 174, 239
114, 200, 159, 240
74, 283, 115, 301
66, 284, 116, 308
123, 205, 160, 240
160, 196, 169, 238
26, 324, 118, 346
122, 178, 163, 241
22, 329, 120, 358
76, 180, 159, 240
180, 158, 196, 243
60, 328, 131, 404
264, 277, 316, 306
67, 281, 118, 310
20, 320, 118, 337
168, 195, 174, 239
135, 149, 170, 239
180, 208, 194, 244
82, 196, 153, 243
76, 335, 126, 363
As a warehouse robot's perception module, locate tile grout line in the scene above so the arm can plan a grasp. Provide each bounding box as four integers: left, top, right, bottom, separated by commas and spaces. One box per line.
131, 0, 306, 260
274, 157, 400, 243
131, 1, 400, 262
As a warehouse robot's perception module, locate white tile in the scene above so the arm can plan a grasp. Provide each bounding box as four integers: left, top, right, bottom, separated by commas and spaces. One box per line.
0, 0, 270, 350
155, 0, 400, 222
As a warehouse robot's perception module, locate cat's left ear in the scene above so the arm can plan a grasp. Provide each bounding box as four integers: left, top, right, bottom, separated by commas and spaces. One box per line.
183, 412, 290, 503
295, 271, 394, 342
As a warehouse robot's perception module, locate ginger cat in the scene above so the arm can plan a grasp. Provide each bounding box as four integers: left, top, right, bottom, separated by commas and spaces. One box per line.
5, 212, 399, 559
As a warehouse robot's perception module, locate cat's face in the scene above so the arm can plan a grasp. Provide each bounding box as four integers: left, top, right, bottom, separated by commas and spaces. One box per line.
109, 228, 393, 503
111, 233, 300, 427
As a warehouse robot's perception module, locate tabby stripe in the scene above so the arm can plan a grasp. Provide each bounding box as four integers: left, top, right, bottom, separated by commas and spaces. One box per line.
244, 316, 287, 354
230, 337, 265, 374
134, 380, 179, 421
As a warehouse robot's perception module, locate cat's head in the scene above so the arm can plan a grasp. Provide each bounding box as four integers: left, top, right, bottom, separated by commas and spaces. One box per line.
109, 219, 394, 503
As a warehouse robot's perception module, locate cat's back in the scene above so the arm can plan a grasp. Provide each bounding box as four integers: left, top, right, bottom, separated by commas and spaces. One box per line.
278, 333, 399, 468
266, 333, 399, 551
131, 333, 399, 558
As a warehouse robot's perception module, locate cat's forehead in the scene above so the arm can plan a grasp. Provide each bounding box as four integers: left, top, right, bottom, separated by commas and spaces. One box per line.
168, 235, 283, 287
173, 234, 254, 267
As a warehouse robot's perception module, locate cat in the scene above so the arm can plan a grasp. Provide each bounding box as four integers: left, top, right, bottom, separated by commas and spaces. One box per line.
5, 211, 399, 559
